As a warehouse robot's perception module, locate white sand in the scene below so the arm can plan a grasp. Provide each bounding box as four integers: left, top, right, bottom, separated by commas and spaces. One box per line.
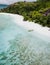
0, 13, 50, 37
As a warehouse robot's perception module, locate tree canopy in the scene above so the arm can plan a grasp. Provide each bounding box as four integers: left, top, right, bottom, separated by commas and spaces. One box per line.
0, 1, 50, 27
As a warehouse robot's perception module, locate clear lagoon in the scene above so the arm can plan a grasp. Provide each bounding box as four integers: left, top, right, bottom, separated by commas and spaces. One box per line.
0, 14, 50, 65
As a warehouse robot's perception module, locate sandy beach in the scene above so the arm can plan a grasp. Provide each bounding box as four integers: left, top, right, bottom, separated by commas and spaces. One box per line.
0, 13, 50, 37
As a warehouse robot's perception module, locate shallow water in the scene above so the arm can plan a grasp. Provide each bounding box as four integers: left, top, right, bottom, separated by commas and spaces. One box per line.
0, 14, 50, 65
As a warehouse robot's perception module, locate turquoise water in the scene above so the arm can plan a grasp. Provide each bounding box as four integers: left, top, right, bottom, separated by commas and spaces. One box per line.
0, 14, 50, 65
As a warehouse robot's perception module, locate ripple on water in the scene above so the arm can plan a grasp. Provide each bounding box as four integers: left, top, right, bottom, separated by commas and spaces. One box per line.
0, 14, 50, 65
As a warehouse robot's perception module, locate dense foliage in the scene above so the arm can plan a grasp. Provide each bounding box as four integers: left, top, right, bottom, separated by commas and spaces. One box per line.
0, 1, 50, 27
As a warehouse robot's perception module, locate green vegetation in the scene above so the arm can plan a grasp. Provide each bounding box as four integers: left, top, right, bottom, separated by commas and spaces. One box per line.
0, 0, 50, 27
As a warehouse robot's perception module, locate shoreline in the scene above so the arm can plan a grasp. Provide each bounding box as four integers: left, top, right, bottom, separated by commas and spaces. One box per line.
0, 13, 50, 37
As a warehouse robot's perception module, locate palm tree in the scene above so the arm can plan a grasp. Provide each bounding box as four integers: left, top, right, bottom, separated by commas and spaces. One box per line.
24, 0, 26, 2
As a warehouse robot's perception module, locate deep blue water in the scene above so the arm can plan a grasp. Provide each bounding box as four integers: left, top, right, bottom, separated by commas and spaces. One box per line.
0, 4, 8, 9
0, 14, 50, 65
